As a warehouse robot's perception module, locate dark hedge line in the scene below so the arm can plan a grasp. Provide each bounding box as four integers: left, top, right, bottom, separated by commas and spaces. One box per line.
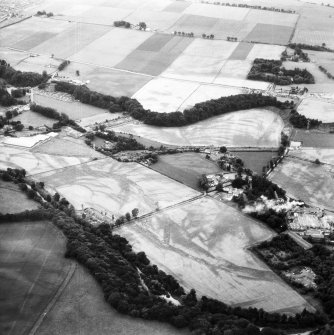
54, 81, 285, 127
289, 109, 322, 128
288, 43, 334, 53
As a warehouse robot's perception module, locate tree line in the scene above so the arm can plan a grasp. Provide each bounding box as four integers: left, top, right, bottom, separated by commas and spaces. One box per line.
318, 65, 334, 80
0, 169, 328, 334
0, 59, 49, 87
289, 109, 322, 128
247, 58, 315, 85
54, 81, 286, 127
288, 43, 334, 53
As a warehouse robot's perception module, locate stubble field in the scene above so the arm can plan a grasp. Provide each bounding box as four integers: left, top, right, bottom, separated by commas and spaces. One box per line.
118, 197, 313, 314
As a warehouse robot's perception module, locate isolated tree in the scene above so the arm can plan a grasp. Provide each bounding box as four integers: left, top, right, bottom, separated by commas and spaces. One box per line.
220, 146, 227, 153
75, 70, 80, 76
132, 208, 139, 218
314, 158, 321, 164
139, 22, 147, 30
125, 212, 131, 221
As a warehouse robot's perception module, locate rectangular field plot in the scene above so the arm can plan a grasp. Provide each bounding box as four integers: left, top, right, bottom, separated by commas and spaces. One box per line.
0, 145, 94, 175
244, 23, 294, 45
183, 3, 250, 20
36, 158, 200, 217
69, 29, 153, 68
269, 157, 334, 211
32, 23, 112, 59
298, 98, 334, 123
14, 55, 61, 75
115, 108, 284, 147
246, 44, 286, 60
229, 42, 254, 60
163, 1, 191, 12
292, 130, 334, 148
118, 197, 313, 313
34, 94, 108, 120
132, 77, 199, 113
13, 110, 55, 128
244, 9, 298, 27
179, 84, 245, 111
12, 32, 57, 51
0, 47, 29, 66
0, 221, 72, 335
216, 60, 253, 80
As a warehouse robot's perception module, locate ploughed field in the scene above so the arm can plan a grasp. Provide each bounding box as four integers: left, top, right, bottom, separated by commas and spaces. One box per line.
118, 197, 313, 314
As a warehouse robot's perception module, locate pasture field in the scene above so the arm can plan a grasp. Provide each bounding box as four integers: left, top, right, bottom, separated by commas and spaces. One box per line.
35, 158, 200, 217
0, 181, 39, 214
150, 152, 221, 189
229, 42, 254, 60
178, 84, 245, 111
132, 77, 199, 113
114, 108, 284, 147
0, 47, 29, 66
244, 9, 298, 27
163, 1, 191, 13
215, 60, 253, 80
244, 23, 294, 45
0, 145, 93, 175
297, 98, 334, 123
31, 136, 104, 158
269, 157, 334, 211
0, 220, 72, 335
32, 23, 112, 59
116, 35, 193, 76
13, 110, 55, 128
292, 130, 334, 148
245, 43, 286, 60
35, 265, 188, 335
308, 50, 334, 74
34, 94, 107, 120
69, 28, 153, 68
289, 148, 334, 165
118, 197, 313, 313
230, 150, 278, 175
14, 54, 61, 75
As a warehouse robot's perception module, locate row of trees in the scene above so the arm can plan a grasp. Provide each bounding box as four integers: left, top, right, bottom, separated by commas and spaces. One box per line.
247, 58, 315, 85
0, 170, 329, 333
54, 81, 286, 127
318, 65, 334, 80
113, 20, 131, 28
288, 43, 333, 53
0, 59, 49, 87
58, 60, 70, 71
173, 31, 194, 37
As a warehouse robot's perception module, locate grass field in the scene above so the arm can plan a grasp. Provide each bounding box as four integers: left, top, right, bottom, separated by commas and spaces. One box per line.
0, 133, 58, 148
292, 130, 334, 148
35, 265, 188, 335
246, 44, 286, 60
244, 9, 298, 27
35, 158, 200, 217
13, 110, 55, 128
115, 108, 284, 147
0, 145, 93, 175
34, 94, 107, 120
150, 152, 221, 189
0, 181, 39, 214
118, 197, 313, 313
297, 98, 334, 123
290, 147, 334, 165
0, 220, 72, 335
269, 157, 334, 210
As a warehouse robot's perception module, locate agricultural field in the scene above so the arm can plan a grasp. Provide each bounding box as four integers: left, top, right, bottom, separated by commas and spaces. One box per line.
12, 110, 55, 128
0, 220, 72, 335
269, 157, 334, 211
35, 158, 200, 217
297, 98, 334, 123
0, 145, 94, 175
78, 112, 123, 128
34, 94, 108, 120
292, 5, 334, 49
0, 132, 58, 148
0, 180, 39, 214
114, 108, 284, 147
31, 135, 104, 158
150, 152, 221, 189
118, 197, 313, 313
35, 265, 188, 335
292, 129, 334, 148
289, 147, 334, 165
